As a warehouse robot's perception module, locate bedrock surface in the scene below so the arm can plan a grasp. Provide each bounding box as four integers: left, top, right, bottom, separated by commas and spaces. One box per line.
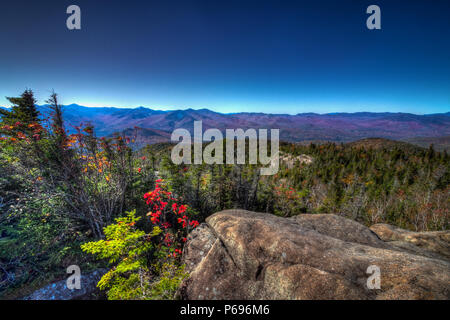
179, 210, 450, 300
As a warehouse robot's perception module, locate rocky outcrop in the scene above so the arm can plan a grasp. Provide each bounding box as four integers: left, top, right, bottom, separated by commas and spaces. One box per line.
179, 210, 450, 300
279, 152, 313, 169
370, 224, 450, 260
23, 269, 105, 300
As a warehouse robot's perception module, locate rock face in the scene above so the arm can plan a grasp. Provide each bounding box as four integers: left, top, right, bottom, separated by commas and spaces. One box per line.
179, 210, 450, 300
23, 269, 105, 300
370, 224, 450, 260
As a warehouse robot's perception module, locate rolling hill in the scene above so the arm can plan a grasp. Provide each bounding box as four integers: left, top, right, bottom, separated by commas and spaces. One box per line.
345, 138, 425, 153
403, 136, 450, 152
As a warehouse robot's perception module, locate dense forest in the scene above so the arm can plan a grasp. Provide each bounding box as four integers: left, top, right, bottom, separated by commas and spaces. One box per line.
0, 90, 448, 299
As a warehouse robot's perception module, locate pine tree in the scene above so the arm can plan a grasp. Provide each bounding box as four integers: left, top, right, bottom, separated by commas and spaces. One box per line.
1, 89, 39, 126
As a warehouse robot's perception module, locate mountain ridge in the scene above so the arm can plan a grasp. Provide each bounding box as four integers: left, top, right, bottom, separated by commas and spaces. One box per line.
2, 104, 449, 116
1, 104, 449, 149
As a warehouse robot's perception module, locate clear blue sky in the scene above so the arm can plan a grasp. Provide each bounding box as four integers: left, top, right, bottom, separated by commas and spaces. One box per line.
1, 0, 449, 114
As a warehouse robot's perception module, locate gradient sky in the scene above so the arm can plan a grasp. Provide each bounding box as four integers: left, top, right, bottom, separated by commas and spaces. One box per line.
1, 0, 449, 114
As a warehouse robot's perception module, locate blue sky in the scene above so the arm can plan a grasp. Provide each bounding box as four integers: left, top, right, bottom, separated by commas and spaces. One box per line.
0, 0, 449, 114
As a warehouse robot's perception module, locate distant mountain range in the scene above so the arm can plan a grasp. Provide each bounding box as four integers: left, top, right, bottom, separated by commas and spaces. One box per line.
1, 104, 449, 149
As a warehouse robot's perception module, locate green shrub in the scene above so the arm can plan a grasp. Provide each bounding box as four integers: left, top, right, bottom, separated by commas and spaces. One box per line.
81, 210, 188, 300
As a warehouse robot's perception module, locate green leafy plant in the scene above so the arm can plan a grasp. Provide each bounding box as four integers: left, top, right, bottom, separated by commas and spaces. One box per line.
81, 210, 188, 300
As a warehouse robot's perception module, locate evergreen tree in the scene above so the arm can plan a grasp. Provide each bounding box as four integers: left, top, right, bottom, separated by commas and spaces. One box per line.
1, 89, 39, 126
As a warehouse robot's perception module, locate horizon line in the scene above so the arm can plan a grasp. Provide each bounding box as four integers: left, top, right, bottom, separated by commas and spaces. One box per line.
1, 103, 449, 116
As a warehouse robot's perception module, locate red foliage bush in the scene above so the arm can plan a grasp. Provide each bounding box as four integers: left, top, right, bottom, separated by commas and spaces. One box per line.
144, 179, 199, 257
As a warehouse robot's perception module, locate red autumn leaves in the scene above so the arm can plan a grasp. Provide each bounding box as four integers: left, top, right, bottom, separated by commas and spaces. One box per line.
144, 179, 199, 258
1, 122, 44, 143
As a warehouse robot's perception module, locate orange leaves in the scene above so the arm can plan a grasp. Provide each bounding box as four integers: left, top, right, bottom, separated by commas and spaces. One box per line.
80, 152, 111, 176
16, 131, 26, 139
341, 174, 355, 186
0, 122, 43, 144
64, 134, 79, 148
1, 122, 44, 145
1, 125, 13, 131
